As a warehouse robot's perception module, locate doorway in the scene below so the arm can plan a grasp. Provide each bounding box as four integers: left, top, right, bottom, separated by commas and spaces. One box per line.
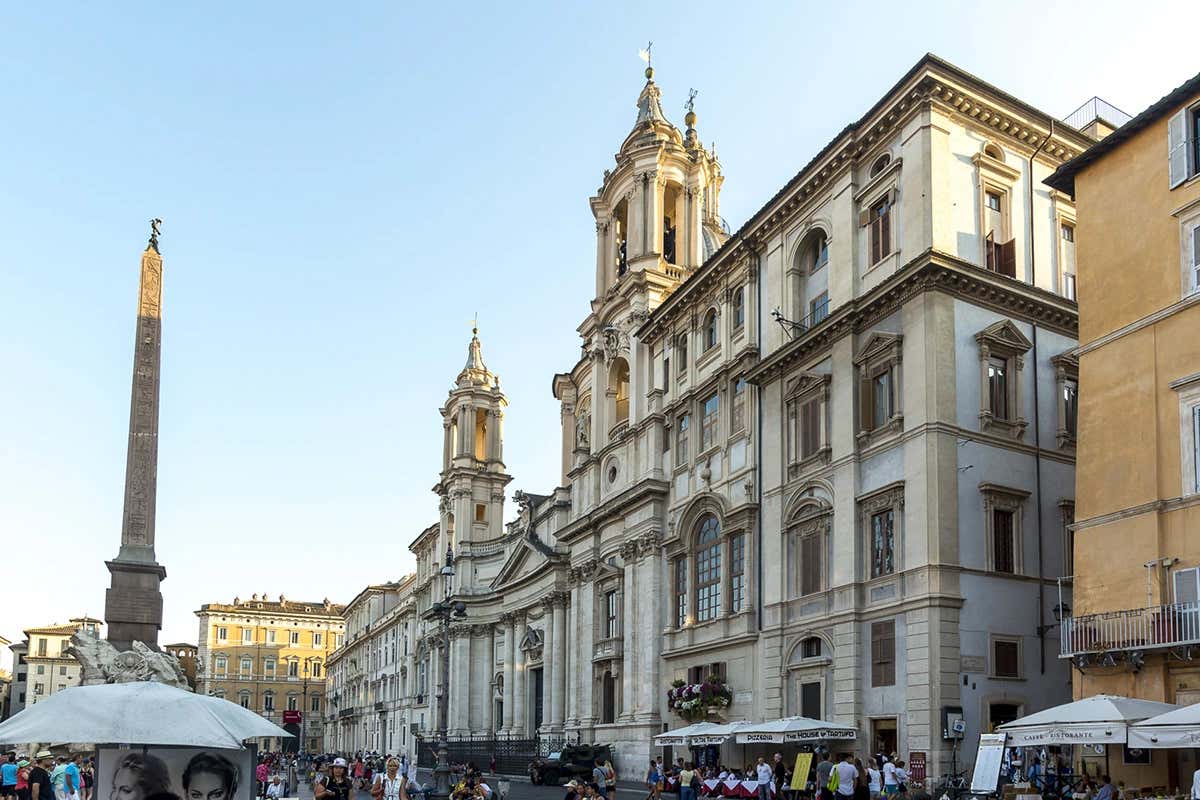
871, 718, 898, 758
532, 667, 545, 731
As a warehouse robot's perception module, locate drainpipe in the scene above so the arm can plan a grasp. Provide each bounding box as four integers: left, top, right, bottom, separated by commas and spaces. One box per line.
1029, 121, 1053, 674
754, 244, 765, 633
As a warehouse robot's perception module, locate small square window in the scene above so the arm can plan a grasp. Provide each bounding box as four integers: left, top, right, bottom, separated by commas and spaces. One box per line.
1061, 224, 1074, 242
993, 638, 1021, 679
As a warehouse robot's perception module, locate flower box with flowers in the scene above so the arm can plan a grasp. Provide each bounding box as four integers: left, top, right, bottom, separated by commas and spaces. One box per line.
666, 676, 733, 721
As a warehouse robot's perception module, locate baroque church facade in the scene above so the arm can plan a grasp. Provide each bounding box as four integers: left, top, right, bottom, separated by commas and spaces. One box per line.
326, 54, 1097, 773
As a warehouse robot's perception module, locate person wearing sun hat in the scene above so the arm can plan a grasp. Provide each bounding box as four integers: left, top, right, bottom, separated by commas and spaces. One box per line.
315, 760, 350, 800
28, 754, 53, 800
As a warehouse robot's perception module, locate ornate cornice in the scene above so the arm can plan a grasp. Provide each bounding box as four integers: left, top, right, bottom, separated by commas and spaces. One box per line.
746, 250, 1077, 387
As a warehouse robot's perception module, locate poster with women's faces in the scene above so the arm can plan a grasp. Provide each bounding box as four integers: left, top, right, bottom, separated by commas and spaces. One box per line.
98, 747, 255, 800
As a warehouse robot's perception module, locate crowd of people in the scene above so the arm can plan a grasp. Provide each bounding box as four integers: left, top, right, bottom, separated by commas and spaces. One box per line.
1, 752, 94, 800
639, 751, 921, 800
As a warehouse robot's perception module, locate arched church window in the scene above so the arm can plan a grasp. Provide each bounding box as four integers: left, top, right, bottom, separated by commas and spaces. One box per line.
613, 199, 629, 278
663, 182, 682, 264
703, 309, 718, 351
610, 358, 630, 426
474, 409, 488, 461
695, 515, 723, 622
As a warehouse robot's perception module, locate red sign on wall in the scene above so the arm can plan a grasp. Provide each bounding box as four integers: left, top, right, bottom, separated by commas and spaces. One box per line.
283, 710, 302, 724
907, 752, 926, 783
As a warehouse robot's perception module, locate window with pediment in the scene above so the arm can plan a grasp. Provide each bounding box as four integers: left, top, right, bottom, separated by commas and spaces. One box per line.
975, 321, 1032, 438
1051, 351, 1079, 449
854, 332, 903, 446
858, 482, 904, 580
785, 371, 831, 476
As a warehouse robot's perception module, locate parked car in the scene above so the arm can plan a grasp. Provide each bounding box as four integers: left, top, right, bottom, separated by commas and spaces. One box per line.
529, 744, 614, 786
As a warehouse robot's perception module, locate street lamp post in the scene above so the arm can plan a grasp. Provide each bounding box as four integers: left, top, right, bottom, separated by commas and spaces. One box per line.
300, 656, 318, 755
424, 546, 467, 800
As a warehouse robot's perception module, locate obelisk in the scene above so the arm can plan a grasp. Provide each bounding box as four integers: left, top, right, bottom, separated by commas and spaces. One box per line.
104, 219, 168, 652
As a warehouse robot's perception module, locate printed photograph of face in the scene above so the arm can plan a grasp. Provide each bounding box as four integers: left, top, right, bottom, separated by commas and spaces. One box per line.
99, 748, 253, 800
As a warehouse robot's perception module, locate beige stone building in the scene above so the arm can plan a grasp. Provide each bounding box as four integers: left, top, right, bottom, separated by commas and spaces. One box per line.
9, 618, 102, 714
328, 54, 1102, 775
196, 595, 345, 752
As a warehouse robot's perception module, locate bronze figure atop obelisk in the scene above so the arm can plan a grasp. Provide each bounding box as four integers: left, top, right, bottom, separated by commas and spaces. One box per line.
104, 219, 169, 651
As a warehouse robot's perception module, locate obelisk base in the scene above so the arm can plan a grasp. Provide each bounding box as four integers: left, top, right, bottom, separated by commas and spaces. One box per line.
104, 558, 167, 652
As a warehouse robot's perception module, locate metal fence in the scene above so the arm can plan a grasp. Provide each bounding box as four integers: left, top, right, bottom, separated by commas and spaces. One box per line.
1062, 97, 1132, 131
414, 733, 579, 774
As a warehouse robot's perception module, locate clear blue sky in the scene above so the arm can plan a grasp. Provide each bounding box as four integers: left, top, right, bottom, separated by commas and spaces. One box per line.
1, 1, 1192, 655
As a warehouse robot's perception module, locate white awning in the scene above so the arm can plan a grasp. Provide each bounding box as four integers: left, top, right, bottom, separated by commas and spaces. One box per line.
733, 716, 858, 744
998, 694, 1177, 746
1128, 701, 1200, 748
655, 721, 729, 746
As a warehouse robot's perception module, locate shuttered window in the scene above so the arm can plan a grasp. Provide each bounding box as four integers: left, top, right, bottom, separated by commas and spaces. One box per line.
993, 639, 1020, 678
673, 558, 688, 627
870, 195, 892, 265
1189, 223, 1200, 294
1169, 107, 1196, 189
989, 358, 1009, 420
871, 620, 896, 687
993, 509, 1016, 573
800, 397, 821, 458
731, 378, 747, 435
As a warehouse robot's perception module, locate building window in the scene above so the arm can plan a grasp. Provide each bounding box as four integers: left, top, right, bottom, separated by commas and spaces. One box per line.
601, 671, 617, 724
604, 590, 619, 639
983, 193, 1015, 278
867, 194, 894, 266
34, 683, 44, 696
800, 681, 821, 719
1053, 351, 1080, 448
1168, 106, 1200, 189
242, 628, 253, 643
809, 292, 830, 327
676, 414, 690, 463
288, 660, 299, 677
265, 658, 276, 677
313, 632, 323, 648
801, 637, 823, 659
311, 662, 322, 678
311, 694, 322, 713
695, 515, 723, 622
703, 310, 718, 351
36, 665, 44, 675
870, 154, 892, 178
290, 631, 299, 646
733, 287, 745, 330
240, 656, 252, 676
610, 357, 630, 426
676, 333, 688, 374
673, 558, 688, 627
731, 378, 747, 436
37, 638, 47, 657
789, 514, 828, 598
217, 627, 227, 642
811, 232, 829, 272
214, 656, 227, 675
263, 692, 275, 712
976, 321, 1033, 438
239, 693, 251, 709
1060, 223, 1077, 299
266, 629, 276, 644
785, 372, 830, 474
730, 533, 746, 614
982, 483, 1029, 575
992, 637, 1022, 679
1186, 220, 1200, 296
701, 393, 719, 451
59, 666, 67, 676
1173, 378, 1200, 496
474, 503, 487, 523
287, 694, 299, 711
871, 620, 896, 687
870, 510, 896, 578
1060, 501, 1076, 576
854, 333, 903, 444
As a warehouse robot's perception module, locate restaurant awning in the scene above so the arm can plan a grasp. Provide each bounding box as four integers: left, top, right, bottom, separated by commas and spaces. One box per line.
655, 721, 730, 746
997, 694, 1177, 746
733, 716, 858, 744
1127, 701, 1200, 748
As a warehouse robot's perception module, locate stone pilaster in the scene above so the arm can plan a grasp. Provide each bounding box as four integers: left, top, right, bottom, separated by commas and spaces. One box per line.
620, 541, 638, 721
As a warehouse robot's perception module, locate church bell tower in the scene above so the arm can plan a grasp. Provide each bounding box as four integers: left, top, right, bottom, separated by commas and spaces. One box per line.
435, 327, 512, 592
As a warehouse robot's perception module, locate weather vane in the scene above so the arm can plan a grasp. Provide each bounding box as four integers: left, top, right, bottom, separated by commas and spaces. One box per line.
638, 41, 653, 69
686, 88, 698, 114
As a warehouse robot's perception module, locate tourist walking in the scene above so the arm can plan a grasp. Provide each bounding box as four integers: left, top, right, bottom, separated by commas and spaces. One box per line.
28, 754, 53, 800
815, 754, 834, 800
832, 753, 857, 800
603, 761, 617, 799
867, 760, 881, 800
678, 763, 698, 800
755, 758, 773, 800
646, 759, 663, 800
15, 759, 30, 800
315, 759, 352, 800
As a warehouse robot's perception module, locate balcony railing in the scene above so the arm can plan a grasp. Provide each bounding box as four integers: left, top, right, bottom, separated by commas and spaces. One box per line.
1060, 602, 1200, 657
593, 637, 623, 662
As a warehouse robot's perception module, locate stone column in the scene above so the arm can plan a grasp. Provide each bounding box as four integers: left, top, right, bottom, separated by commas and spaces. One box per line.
442, 421, 451, 470
620, 542, 638, 721
450, 627, 470, 735
539, 600, 554, 734
483, 625, 496, 734
550, 593, 567, 730
512, 614, 526, 736
565, 577, 580, 728
500, 614, 515, 735
637, 535, 662, 722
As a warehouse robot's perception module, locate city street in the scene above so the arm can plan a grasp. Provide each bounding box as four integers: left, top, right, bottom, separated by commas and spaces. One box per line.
291, 775, 645, 800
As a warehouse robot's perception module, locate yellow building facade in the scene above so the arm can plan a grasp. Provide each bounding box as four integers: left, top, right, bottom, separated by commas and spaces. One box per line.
1047, 72, 1200, 787
196, 594, 346, 752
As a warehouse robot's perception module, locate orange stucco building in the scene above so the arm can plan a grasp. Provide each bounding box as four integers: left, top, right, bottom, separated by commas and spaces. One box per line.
1047, 71, 1200, 788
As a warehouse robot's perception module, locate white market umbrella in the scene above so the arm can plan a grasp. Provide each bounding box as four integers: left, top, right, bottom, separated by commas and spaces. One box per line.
655, 721, 730, 746
0, 682, 292, 749
1128, 701, 1200, 748
998, 694, 1177, 746
734, 716, 858, 744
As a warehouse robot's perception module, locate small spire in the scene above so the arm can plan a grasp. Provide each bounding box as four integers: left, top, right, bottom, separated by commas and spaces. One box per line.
684, 89, 700, 150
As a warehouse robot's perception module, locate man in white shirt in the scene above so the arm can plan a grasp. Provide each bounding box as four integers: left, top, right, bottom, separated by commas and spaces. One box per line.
833, 754, 858, 799
756, 758, 774, 800
882, 760, 898, 795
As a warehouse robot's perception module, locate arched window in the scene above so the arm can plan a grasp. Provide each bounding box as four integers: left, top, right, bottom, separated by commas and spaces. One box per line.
695, 515, 723, 622
238, 691, 251, 709
703, 309, 718, 351
870, 153, 892, 178
733, 288, 745, 330
983, 143, 1004, 162
809, 232, 829, 273
610, 358, 630, 425
801, 637, 823, 658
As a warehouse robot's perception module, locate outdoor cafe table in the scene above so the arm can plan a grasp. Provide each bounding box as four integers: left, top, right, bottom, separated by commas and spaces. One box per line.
662, 777, 776, 797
